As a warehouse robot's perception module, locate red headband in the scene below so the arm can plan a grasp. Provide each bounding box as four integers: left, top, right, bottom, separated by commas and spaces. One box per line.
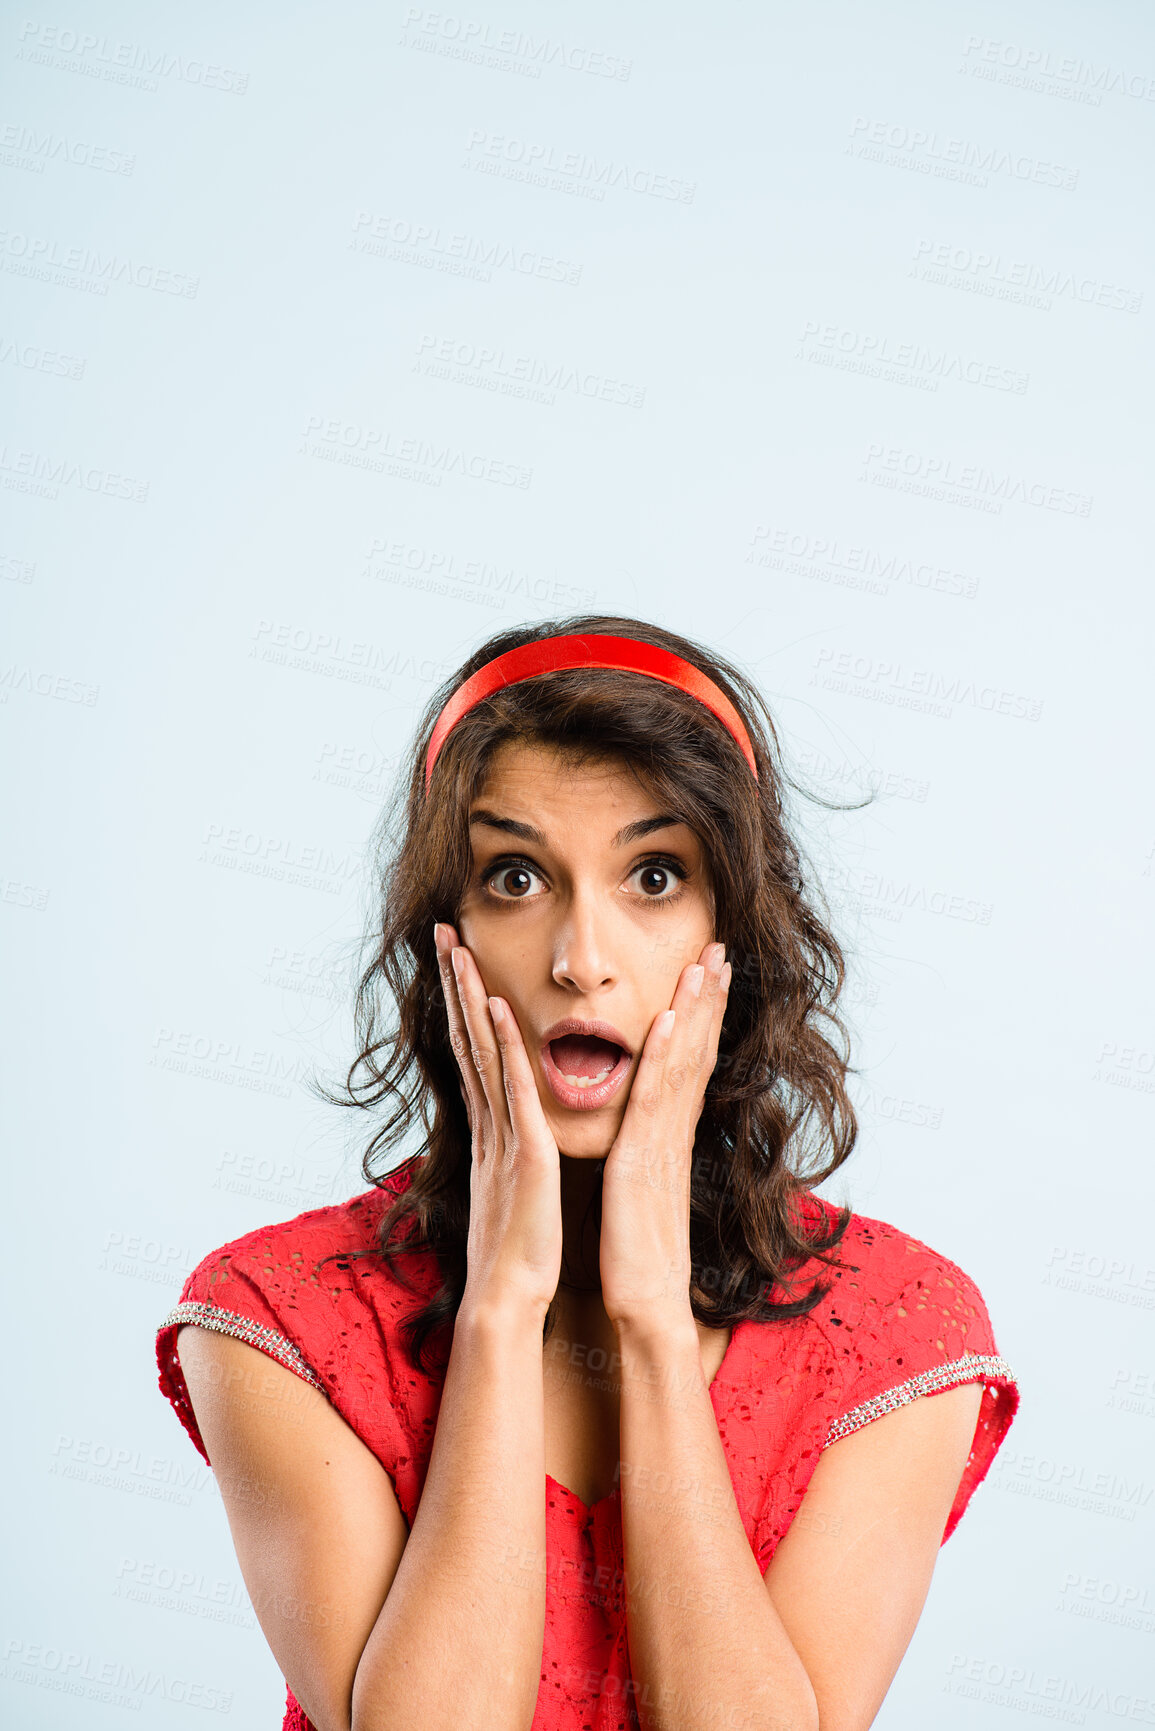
424, 633, 758, 791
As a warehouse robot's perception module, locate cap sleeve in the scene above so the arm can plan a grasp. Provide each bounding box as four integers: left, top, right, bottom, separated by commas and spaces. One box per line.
156, 1245, 326, 1467
823, 1250, 1020, 1543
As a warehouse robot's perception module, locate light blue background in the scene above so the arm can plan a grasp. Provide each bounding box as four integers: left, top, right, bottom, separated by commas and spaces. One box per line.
3, 0, 1153, 1724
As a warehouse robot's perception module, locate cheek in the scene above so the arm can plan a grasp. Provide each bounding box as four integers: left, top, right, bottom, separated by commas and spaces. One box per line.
463, 948, 533, 1037
642, 921, 711, 993
471, 951, 516, 1003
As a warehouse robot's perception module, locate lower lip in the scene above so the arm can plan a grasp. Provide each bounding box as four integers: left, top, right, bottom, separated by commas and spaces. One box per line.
540, 1042, 633, 1111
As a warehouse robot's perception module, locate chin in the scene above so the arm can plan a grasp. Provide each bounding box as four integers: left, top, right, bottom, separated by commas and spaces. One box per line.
543, 1103, 620, 1162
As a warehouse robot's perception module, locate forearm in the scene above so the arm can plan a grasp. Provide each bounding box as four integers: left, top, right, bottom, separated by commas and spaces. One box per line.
616, 1318, 819, 1731
352, 1299, 547, 1731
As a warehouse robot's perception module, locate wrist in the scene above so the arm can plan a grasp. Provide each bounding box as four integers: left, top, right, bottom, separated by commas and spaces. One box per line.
457, 1287, 550, 1343
611, 1307, 699, 1356
612, 1311, 705, 1405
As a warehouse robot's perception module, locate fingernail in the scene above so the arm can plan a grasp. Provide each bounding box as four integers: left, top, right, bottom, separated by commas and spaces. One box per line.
433, 922, 444, 952
709, 943, 726, 967
488, 996, 503, 1024
451, 948, 464, 978
687, 965, 704, 996
720, 962, 732, 988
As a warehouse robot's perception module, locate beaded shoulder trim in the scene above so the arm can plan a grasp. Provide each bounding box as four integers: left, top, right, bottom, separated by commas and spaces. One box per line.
161, 1300, 325, 1392
823, 1352, 1016, 1447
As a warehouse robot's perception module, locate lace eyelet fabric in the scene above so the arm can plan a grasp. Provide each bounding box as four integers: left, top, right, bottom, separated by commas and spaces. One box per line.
155, 1163, 1019, 1730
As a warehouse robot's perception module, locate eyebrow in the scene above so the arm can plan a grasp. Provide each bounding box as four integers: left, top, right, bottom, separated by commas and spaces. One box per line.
468, 809, 690, 849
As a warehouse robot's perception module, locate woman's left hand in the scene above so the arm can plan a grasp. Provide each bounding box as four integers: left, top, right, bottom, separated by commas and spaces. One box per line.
599, 941, 731, 1332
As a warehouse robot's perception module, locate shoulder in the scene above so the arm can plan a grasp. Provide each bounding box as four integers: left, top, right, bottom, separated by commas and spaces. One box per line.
181, 1158, 419, 1296
161, 1157, 435, 1370
798, 1195, 1017, 1456
789, 1192, 995, 1326
156, 1159, 430, 1466
781, 1191, 1016, 1427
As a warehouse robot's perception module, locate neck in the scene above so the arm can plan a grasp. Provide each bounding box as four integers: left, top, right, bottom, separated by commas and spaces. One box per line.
557, 1151, 605, 1292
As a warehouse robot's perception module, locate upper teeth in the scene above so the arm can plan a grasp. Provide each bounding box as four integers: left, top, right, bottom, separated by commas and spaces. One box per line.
561, 1066, 614, 1088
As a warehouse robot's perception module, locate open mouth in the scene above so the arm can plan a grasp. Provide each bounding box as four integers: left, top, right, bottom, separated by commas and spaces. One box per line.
540, 1027, 634, 1110
547, 1033, 626, 1089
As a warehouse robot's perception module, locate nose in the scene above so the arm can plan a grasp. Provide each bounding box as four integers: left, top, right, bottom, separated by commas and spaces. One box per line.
550, 893, 617, 993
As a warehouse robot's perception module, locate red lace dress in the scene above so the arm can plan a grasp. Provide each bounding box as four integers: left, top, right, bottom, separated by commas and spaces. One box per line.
155, 1158, 1019, 1731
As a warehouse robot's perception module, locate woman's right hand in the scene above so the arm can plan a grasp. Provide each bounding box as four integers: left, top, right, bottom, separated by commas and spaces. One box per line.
434, 921, 563, 1319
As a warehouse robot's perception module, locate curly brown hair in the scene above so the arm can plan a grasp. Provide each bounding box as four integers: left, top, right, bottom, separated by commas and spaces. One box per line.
318, 614, 860, 1374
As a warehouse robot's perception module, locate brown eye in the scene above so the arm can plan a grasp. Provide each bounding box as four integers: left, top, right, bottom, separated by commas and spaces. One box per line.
485, 863, 543, 900
631, 861, 686, 899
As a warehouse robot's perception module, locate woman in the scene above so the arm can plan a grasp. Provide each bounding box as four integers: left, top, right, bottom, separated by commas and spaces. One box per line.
156, 617, 1019, 1731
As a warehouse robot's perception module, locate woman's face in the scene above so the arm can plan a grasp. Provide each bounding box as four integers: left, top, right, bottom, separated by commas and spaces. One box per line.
456, 741, 716, 1160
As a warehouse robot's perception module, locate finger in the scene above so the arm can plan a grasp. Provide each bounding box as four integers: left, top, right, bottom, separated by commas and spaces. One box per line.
702, 959, 732, 1087
678, 940, 725, 1030
625, 1007, 677, 1121
486, 995, 555, 1148
435, 923, 484, 1124
449, 942, 513, 1142
698, 944, 729, 1049
663, 944, 727, 1108
434, 923, 486, 1132
664, 949, 718, 1086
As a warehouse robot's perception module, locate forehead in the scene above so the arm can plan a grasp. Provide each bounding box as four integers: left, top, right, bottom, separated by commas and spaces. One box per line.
469, 742, 698, 849
474, 741, 639, 802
